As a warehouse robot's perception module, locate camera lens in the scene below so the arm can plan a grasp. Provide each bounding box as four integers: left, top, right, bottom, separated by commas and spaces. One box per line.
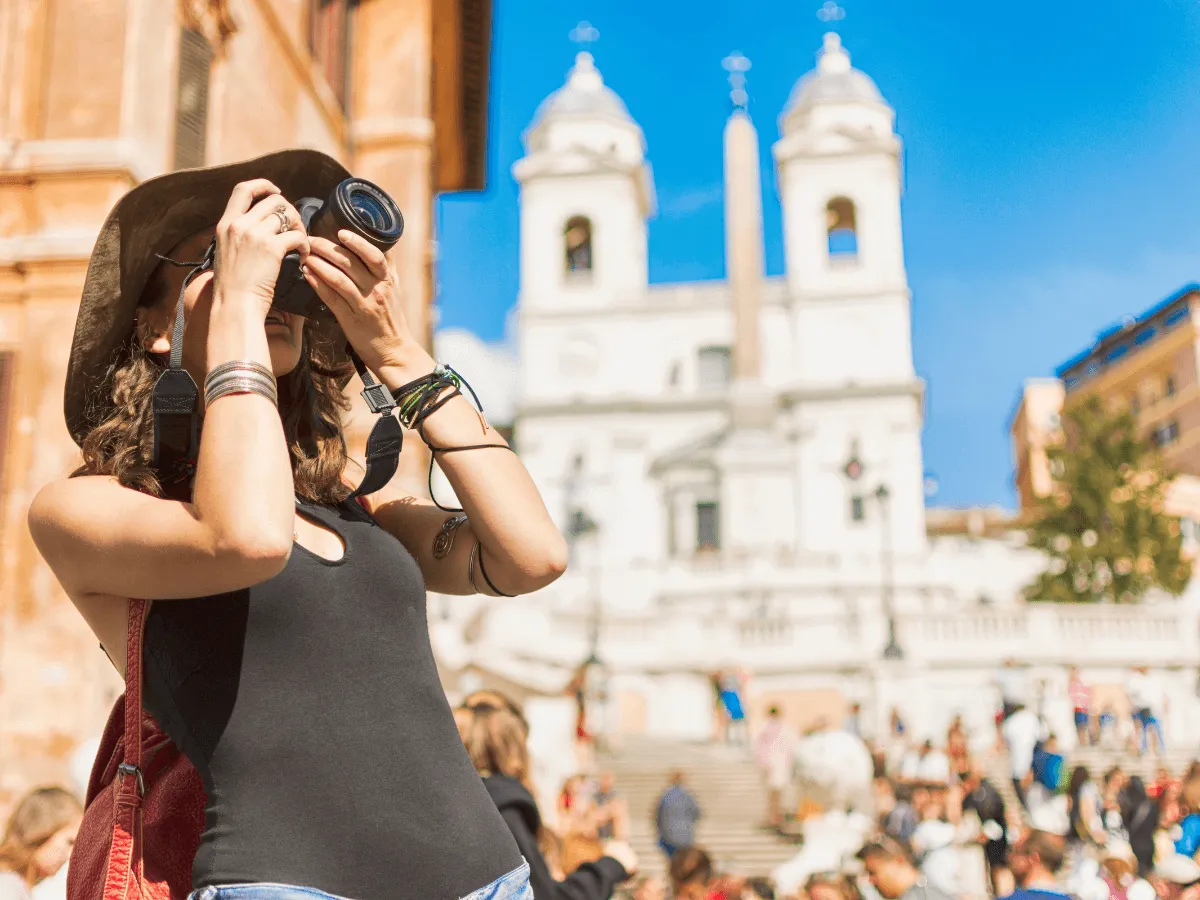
347, 188, 392, 232
309, 178, 404, 253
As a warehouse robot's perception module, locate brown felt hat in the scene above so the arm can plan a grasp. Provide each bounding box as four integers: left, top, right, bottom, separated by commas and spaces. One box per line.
64, 148, 353, 446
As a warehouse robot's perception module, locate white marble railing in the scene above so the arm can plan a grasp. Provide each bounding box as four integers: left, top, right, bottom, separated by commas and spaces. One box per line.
901, 604, 1199, 665
533, 601, 1199, 672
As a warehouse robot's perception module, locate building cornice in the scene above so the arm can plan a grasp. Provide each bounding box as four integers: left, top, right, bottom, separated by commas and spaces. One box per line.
517, 284, 910, 322
0, 138, 155, 184
517, 378, 925, 419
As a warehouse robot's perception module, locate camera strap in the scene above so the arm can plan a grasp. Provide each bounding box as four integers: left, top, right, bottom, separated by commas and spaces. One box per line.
148, 237, 404, 499
149, 239, 215, 485
346, 346, 403, 500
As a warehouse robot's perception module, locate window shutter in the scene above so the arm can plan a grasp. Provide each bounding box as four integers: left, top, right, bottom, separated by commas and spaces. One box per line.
173, 29, 213, 170
0, 352, 15, 483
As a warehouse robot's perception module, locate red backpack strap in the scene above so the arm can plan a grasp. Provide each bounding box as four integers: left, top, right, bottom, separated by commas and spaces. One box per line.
103, 598, 148, 896
123, 599, 146, 779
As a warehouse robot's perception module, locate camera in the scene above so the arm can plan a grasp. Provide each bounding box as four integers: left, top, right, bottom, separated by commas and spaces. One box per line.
272, 177, 405, 321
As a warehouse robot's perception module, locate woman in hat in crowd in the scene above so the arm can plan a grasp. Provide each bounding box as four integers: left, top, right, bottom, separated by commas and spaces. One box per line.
0, 787, 82, 900
28, 150, 568, 900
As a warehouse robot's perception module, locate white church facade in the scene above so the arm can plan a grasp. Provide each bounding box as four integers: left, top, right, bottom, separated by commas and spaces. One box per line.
432, 33, 1200, 752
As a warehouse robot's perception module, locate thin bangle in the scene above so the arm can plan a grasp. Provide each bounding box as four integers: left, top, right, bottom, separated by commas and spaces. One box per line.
477, 546, 515, 598
467, 539, 482, 594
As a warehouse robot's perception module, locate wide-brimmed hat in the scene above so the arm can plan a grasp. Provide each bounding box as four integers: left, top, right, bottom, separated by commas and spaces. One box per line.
64, 148, 352, 446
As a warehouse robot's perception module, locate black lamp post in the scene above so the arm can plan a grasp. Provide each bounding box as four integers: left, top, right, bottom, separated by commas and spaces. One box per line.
875, 483, 904, 661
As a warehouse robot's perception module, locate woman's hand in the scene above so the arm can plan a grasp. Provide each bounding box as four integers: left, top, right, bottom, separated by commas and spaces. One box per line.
213, 180, 310, 313
303, 230, 428, 374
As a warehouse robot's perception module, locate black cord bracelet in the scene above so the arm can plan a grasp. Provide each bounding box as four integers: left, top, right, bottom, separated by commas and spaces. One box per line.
476, 547, 516, 597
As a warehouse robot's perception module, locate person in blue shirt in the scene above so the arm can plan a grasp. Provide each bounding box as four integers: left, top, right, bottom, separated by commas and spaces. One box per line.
655, 772, 701, 860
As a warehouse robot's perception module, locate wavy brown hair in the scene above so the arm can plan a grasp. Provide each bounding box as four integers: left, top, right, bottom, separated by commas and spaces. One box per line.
72, 311, 354, 505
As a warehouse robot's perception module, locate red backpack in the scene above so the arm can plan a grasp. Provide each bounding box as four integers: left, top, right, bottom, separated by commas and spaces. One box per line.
66, 598, 207, 900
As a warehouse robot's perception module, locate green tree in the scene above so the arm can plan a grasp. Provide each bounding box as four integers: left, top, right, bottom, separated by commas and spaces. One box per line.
1025, 395, 1191, 603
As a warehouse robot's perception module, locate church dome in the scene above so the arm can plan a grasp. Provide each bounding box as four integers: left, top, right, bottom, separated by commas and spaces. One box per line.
784, 33, 885, 113
530, 52, 634, 127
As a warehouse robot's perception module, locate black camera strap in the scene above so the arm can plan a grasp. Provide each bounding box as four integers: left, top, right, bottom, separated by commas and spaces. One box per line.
347, 347, 403, 500
148, 238, 404, 500
149, 240, 214, 485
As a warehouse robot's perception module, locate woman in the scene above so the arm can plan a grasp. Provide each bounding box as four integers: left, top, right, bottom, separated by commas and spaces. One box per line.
0, 787, 82, 900
1119, 777, 1160, 878
1069, 766, 1106, 849
28, 150, 568, 900
456, 698, 635, 900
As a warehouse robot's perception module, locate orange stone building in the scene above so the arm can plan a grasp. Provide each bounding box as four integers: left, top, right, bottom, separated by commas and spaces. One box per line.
1011, 284, 1200, 544
0, 0, 491, 811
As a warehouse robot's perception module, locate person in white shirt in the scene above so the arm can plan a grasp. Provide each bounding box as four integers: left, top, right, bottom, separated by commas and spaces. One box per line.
915, 741, 952, 786
996, 659, 1030, 721
1003, 706, 1042, 812
1126, 667, 1167, 756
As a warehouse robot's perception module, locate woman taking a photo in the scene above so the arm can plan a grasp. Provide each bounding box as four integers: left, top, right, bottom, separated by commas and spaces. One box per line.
29, 150, 567, 900
0, 787, 82, 900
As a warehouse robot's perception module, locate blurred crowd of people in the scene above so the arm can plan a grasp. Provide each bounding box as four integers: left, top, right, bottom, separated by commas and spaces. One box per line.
0, 664, 1194, 900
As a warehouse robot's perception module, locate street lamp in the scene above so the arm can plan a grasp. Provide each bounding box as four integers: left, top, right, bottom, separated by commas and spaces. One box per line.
875, 484, 904, 661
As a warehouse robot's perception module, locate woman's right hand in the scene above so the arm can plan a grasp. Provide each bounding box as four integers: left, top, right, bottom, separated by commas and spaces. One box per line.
213, 179, 309, 312
602, 840, 639, 878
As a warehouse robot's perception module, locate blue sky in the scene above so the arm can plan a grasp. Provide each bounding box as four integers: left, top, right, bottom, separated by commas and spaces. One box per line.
435, 0, 1200, 510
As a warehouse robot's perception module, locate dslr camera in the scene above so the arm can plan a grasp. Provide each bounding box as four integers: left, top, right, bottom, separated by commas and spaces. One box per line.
272, 177, 405, 321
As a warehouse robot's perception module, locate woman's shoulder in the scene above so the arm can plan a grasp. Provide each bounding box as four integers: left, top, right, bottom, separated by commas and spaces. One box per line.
29, 474, 122, 532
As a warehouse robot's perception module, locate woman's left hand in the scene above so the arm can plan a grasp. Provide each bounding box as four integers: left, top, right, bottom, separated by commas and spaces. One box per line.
303, 230, 428, 374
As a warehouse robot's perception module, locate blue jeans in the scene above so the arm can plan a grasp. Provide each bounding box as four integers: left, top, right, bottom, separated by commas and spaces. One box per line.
187, 861, 532, 900
1136, 709, 1165, 753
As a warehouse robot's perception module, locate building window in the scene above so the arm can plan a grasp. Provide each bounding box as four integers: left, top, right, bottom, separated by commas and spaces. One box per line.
1166, 375, 1176, 398
826, 197, 858, 260
173, 29, 213, 170
696, 502, 720, 551
308, 0, 354, 108
1152, 420, 1180, 447
850, 495, 865, 522
697, 346, 731, 391
564, 216, 593, 275
1135, 327, 1156, 346
1165, 306, 1190, 328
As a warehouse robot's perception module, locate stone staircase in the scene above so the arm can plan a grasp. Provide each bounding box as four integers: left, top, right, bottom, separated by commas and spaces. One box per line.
598, 738, 802, 879
598, 737, 1200, 879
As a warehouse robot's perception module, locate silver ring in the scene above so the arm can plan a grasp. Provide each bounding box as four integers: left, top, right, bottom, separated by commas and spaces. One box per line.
272, 206, 289, 235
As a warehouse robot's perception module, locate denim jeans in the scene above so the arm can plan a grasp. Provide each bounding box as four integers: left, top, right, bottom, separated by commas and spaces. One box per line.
187, 861, 532, 900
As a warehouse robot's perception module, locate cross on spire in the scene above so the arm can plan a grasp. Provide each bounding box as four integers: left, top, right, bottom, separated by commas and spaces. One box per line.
569, 20, 600, 53
817, 1, 846, 25
722, 51, 752, 110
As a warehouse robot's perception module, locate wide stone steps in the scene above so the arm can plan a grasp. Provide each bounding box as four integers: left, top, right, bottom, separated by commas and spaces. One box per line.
597, 738, 1200, 878
599, 739, 800, 879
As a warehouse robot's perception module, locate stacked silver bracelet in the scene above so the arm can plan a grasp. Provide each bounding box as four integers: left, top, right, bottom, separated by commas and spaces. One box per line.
203, 360, 278, 409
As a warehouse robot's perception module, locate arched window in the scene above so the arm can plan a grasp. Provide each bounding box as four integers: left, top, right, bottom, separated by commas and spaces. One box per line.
826, 197, 858, 260
564, 216, 593, 275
